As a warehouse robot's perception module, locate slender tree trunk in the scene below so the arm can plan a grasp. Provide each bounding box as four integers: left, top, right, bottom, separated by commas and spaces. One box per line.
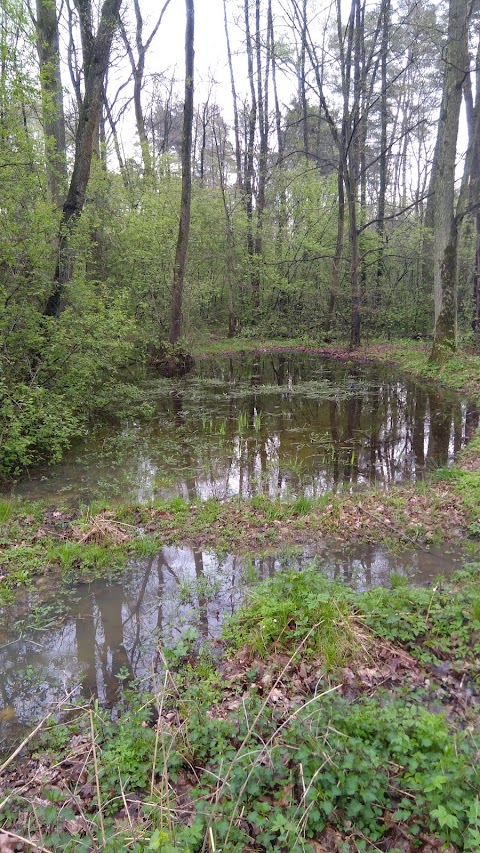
120, 0, 171, 182
269, 0, 287, 257
349, 0, 362, 347
213, 120, 237, 337
223, 0, 243, 190
326, 161, 345, 333
376, 0, 390, 299
300, 0, 309, 158
254, 0, 270, 301
244, 0, 258, 306
169, 0, 195, 345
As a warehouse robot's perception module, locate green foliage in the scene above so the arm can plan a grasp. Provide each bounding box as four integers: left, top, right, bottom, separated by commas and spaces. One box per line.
3, 563, 480, 850
223, 567, 357, 666
358, 565, 480, 678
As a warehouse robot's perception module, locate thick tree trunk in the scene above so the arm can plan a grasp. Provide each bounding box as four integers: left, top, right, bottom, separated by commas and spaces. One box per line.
44, 0, 123, 318
35, 0, 68, 209
430, 0, 468, 361
169, 0, 194, 345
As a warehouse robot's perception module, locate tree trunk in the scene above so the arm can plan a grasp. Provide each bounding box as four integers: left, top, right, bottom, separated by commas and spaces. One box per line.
253, 0, 270, 301
44, 0, 123, 318
35, 0, 68, 209
119, 0, 171, 183
169, 0, 194, 345
244, 0, 258, 306
376, 0, 390, 299
430, 0, 468, 361
223, 0, 243, 190
326, 161, 345, 334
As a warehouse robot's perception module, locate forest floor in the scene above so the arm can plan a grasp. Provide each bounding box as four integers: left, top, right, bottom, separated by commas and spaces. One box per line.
0, 340, 479, 851
0, 564, 479, 851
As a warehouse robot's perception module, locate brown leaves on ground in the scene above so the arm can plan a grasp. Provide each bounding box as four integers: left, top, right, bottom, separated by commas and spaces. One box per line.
146, 482, 470, 552
213, 620, 478, 729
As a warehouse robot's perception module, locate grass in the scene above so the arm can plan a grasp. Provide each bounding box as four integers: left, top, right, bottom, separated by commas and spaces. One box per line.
223, 568, 359, 665
1, 564, 480, 851
0, 475, 476, 604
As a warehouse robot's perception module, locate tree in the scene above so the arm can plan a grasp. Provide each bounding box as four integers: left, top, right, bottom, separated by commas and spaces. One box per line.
32, 0, 68, 208
119, 0, 171, 182
45, 0, 123, 318
169, 0, 195, 345
429, 0, 468, 361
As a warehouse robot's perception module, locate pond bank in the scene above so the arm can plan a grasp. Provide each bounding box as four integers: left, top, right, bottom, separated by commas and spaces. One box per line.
1, 564, 479, 851
0, 338, 479, 597
0, 475, 477, 602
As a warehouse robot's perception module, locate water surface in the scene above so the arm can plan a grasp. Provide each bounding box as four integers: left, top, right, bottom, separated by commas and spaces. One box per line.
1, 353, 478, 746
0, 541, 469, 747
6, 354, 478, 503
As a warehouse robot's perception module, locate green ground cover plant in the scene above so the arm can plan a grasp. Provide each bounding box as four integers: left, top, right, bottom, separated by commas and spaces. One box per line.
1, 564, 480, 851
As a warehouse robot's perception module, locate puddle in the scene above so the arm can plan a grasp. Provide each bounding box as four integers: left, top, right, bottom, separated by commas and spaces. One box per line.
0, 353, 478, 747
3, 354, 478, 503
0, 541, 469, 748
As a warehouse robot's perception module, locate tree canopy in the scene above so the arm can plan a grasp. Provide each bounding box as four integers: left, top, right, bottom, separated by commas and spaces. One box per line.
0, 0, 477, 477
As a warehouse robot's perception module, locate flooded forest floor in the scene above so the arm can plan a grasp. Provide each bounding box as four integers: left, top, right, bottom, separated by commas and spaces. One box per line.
0, 340, 479, 852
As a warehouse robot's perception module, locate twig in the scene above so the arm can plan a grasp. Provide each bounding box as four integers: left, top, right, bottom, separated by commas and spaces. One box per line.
89, 709, 106, 846
0, 688, 78, 776
0, 828, 53, 852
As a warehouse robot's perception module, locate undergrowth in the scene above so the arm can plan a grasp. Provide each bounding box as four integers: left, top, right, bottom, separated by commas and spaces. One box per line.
1, 564, 480, 851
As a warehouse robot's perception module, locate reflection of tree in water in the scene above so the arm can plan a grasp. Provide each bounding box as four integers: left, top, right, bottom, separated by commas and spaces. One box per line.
465, 404, 479, 442
75, 590, 97, 699
427, 392, 453, 467
412, 388, 427, 469
168, 356, 473, 498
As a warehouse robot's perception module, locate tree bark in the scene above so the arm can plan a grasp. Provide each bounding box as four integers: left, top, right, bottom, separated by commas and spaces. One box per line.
44, 0, 123, 318
35, 0, 68, 209
430, 0, 468, 361
244, 0, 258, 305
223, 0, 243, 190
169, 0, 195, 345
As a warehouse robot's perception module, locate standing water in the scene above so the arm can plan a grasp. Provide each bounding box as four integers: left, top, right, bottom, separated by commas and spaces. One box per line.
4, 353, 478, 504
0, 353, 478, 745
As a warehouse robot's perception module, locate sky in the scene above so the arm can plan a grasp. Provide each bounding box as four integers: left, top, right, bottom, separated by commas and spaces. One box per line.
117, 0, 296, 138
134, 0, 239, 114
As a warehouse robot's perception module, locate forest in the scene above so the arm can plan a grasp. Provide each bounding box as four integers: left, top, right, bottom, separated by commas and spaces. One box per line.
0, 0, 478, 477
1, 0, 480, 851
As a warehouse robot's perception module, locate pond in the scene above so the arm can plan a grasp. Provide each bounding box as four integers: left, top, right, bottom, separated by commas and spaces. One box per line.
0, 540, 469, 749
0, 352, 478, 747
5, 353, 479, 504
